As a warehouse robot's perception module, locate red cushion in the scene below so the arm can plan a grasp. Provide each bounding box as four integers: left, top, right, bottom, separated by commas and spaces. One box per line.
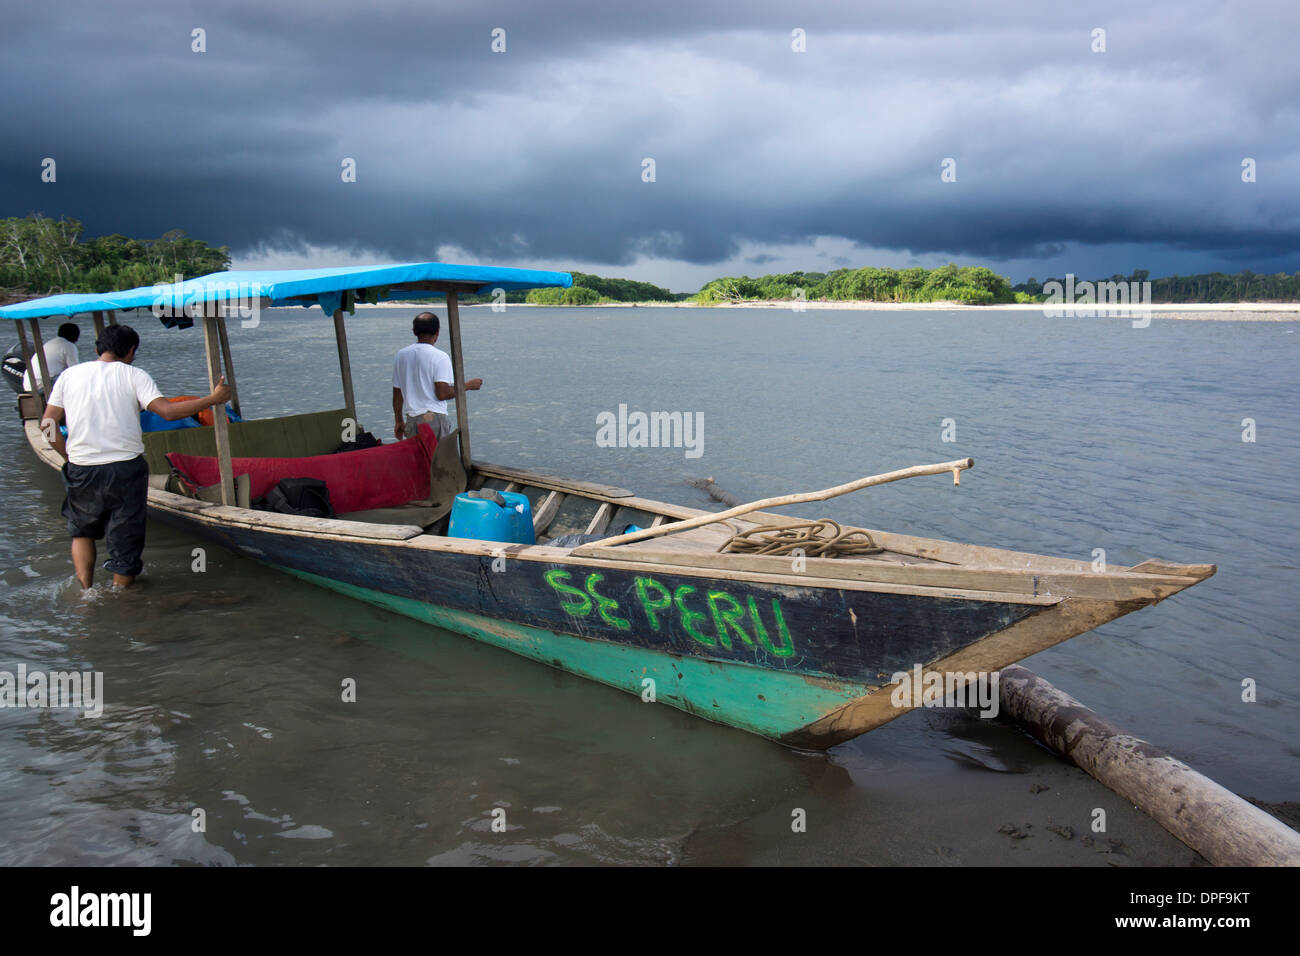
167, 425, 437, 514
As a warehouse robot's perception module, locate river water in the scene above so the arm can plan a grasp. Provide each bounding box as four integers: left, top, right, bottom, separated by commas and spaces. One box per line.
1, 305, 1295, 865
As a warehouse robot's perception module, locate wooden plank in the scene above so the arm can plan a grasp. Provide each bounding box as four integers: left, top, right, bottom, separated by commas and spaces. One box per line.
151, 493, 424, 540
569, 545, 1205, 602
594, 505, 1122, 575
214, 511, 426, 540
15, 321, 38, 413
1129, 558, 1217, 579
24, 419, 62, 467
503, 482, 521, 493
650, 515, 668, 528
533, 491, 565, 535
333, 303, 355, 420
201, 312, 235, 506
27, 319, 52, 413
585, 501, 614, 535
838, 526, 1093, 572
516, 492, 1114, 575
216, 314, 242, 418
446, 291, 472, 473
370, 522, 1059, 604
472, 461, 634, 499
720, 514, 1134, 574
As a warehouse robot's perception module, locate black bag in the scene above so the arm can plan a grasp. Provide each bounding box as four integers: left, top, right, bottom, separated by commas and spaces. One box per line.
333, 431, 381, 454
253, 477, 334, 517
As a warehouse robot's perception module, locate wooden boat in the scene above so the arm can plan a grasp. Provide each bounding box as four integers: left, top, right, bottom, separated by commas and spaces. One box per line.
3, 263, 1216, 749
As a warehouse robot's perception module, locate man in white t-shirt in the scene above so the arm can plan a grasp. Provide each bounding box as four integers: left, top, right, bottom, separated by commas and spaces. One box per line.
391, 311, 481, 442
42, 324, 231, 589
22, 322, 81, 392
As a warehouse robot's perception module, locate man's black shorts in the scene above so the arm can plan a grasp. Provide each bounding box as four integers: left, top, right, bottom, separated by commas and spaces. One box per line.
61, 455, 149, 577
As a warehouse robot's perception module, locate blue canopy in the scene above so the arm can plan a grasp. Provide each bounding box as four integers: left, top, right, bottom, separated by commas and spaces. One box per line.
0, 261, 573, 321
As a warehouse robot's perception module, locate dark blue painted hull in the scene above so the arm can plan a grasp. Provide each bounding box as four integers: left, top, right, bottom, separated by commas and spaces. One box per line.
150, 507, 1044, 685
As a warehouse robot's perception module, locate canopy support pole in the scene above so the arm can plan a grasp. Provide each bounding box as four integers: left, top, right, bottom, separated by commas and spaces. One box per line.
92, 311, 106, 341
216, 313, 241, 418
445, 291, 472, 473
333, 296, 355, 422
15, 321, 39, 413
107, 311, 118, 327
28, 319, 53, 411
202, 308, 235, 506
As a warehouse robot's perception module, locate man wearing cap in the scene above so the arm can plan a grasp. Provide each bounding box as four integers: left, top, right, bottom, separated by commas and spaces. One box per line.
392, 311, 481, 442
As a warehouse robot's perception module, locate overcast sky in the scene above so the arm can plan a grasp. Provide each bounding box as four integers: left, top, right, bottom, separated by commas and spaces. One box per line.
3, 0, 1297, 291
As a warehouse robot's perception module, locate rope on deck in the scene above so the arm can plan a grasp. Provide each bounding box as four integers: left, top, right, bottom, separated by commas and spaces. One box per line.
718, 519, 883, 558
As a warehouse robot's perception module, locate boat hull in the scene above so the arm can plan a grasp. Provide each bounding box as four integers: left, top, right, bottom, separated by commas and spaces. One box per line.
148, 505, 1051, 746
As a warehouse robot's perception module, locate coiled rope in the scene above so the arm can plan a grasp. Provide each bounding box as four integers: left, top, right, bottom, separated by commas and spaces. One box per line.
719, 519, 883, 558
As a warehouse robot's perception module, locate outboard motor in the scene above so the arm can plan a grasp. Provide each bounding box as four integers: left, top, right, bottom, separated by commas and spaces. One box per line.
2, 343, 26, 393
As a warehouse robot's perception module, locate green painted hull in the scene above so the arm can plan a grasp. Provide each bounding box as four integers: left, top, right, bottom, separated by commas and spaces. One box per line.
276, 564, 875, 741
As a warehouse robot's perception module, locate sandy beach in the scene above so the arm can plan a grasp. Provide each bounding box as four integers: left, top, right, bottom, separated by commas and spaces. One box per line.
357, 300, 1300, 320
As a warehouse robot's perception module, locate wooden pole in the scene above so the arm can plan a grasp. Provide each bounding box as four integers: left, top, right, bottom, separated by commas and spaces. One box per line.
92, 311, 106, 342
216, 314, 241, 418
332, 298, 355, 421
999, 665, 1300, 867
107, 311, 119, 326
577, 458, 975, 553
15, 321, 39, 412
202, 309, 235, 506
445, 291, 472, 473
28, 319, 54, 410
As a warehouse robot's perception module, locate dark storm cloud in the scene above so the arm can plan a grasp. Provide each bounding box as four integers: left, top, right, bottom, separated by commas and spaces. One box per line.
2, 0, 1297, 278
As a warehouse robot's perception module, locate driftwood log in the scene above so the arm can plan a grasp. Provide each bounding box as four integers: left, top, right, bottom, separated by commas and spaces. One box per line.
687, 476, 742, 507
999, 664, 1300, 867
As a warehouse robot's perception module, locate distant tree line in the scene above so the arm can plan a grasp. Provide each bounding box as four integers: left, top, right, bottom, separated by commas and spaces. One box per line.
0, 215, 230, 300
523, 271, 678, 305
693, 264, 1022, 305
1013, 270, 1300, 303
6, 215, 1296, 309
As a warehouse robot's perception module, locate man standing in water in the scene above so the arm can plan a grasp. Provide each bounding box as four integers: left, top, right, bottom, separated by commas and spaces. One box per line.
392, 311, 481, 441
40, 324, 231, 589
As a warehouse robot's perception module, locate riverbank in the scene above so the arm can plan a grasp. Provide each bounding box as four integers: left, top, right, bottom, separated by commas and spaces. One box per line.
363, 300, 1300, 320
689, 301, 1300, 319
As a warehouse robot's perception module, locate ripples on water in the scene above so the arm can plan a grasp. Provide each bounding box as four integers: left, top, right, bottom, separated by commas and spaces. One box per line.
0, 307, 1295, 865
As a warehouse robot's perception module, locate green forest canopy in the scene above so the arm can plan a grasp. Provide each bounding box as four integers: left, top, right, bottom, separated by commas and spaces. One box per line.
5, 216, 1299, 306
693, 265, 1020, 304
521, 271, 677, 305
1, 215, 230, 298
1012, 270, 1300, 304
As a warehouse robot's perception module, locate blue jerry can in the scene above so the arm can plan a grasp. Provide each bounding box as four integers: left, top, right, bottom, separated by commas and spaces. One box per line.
448, 490, 536, 545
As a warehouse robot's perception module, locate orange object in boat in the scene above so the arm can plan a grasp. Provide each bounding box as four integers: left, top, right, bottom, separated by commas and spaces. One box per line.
165, 395, 214, 426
